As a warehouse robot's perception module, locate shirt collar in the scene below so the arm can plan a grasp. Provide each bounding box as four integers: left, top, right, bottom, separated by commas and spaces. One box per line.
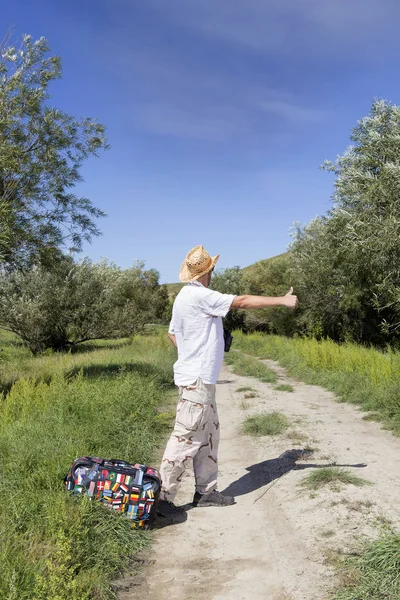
189, 281, 204, 287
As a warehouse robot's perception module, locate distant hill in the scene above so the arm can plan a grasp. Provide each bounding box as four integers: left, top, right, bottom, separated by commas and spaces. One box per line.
165, 253, 289, 297
242, 252, 289, 274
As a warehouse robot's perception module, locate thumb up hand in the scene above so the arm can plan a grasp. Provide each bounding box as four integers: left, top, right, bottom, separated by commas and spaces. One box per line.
284, 287, 298, 309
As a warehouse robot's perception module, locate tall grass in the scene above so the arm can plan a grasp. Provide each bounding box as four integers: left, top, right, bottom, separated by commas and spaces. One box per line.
0, 330, 145, 394
0, 335, 176, 599
233, 332, 400, 435
225, 351, 277, 383
335, 535, 400, 599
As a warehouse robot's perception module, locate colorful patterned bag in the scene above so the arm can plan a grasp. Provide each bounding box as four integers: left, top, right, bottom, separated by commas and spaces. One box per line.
65, 456, 161, 529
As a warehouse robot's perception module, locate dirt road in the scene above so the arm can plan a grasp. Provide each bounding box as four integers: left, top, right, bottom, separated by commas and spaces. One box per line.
120, 359, 400, 600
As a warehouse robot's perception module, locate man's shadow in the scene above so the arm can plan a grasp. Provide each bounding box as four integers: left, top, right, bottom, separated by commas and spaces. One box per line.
154, 450, 367, 528
221, 449, 367, 498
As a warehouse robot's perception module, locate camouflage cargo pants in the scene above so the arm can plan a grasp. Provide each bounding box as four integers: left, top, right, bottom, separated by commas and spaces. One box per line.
159, 377, 220, 502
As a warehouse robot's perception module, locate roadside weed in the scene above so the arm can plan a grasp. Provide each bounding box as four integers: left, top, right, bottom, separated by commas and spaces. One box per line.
299, 467, 371, 491
275, 384, 294, 392
243, 412, 289, 436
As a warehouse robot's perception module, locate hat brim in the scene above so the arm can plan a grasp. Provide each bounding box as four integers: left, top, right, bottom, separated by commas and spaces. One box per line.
179, 254, 219, 283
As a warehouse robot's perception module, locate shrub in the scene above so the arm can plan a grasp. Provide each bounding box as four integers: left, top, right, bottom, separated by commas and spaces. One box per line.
0, 259, 169, 353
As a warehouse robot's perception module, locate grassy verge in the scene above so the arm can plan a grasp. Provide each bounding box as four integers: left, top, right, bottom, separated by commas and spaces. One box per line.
243, 412, 289, 436
232, 331, 400, 436
225, 351, 277, 383
0, 334, 176, 600
334, 535, 400, 599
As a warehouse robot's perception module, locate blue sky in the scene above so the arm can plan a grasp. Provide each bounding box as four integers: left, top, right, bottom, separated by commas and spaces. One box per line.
3, 0, 400, 282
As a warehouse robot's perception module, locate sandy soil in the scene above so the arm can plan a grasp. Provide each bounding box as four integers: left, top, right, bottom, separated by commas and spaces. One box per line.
118, 359, 400, 600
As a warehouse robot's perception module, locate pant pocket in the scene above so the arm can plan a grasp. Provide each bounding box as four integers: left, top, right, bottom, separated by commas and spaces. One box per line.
176, 400, 204, 432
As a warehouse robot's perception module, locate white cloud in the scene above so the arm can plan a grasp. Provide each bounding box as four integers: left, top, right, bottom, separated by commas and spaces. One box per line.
127, 49, 324, 141
137, 103, 251, 141
107, 0, 392, 142
148, 0, 400, 56
261, 100, 323, 124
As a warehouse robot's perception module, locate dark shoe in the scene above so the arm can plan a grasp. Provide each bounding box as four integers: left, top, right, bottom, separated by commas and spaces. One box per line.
157, 500, 185, 518
193, 490, 235, 507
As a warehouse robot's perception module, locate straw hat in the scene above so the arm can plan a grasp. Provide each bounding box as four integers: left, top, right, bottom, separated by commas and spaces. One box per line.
179, 245, 220, 283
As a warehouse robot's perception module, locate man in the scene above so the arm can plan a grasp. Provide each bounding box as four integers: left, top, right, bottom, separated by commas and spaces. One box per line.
158, 245, 297, 518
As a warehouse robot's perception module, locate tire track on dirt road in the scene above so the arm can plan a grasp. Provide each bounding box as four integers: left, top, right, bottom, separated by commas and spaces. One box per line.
119, 360, 400, 600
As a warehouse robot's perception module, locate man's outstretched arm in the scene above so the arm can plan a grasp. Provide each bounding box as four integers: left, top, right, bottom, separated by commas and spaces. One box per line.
231, 287, 297, 310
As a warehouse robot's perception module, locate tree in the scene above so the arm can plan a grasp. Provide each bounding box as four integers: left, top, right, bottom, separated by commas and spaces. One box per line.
323, 100, 400, 337
210, 260, 298, 335
243, 254, 298, 335
0, 34, 108, 268
210, 266, 246, 331
291, 100, 400, 344
290, 215, 375, 341
0, 259, 169, 353
154, 284, 171, 322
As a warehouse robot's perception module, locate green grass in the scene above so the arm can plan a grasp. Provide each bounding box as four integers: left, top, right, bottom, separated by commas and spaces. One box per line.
335, 535, 400, 599
232, 331, 400, 436
243, 411, 289, 436
225, 352, 277, 383
0, 332, 173, 396
236, 386, 256, 393
299, 467, 371, 491
0, 335, 176, 600
275, 383, 294, 392
0, 329, 137, 394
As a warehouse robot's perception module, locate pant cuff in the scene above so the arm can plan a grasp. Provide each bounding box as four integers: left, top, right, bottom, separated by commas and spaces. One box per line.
160, 490, 176, 503
195, 483, 217, 494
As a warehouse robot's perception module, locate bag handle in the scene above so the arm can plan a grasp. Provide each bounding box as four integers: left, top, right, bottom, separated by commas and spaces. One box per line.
106, 459, 146, 470
106, 458, 129, 466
